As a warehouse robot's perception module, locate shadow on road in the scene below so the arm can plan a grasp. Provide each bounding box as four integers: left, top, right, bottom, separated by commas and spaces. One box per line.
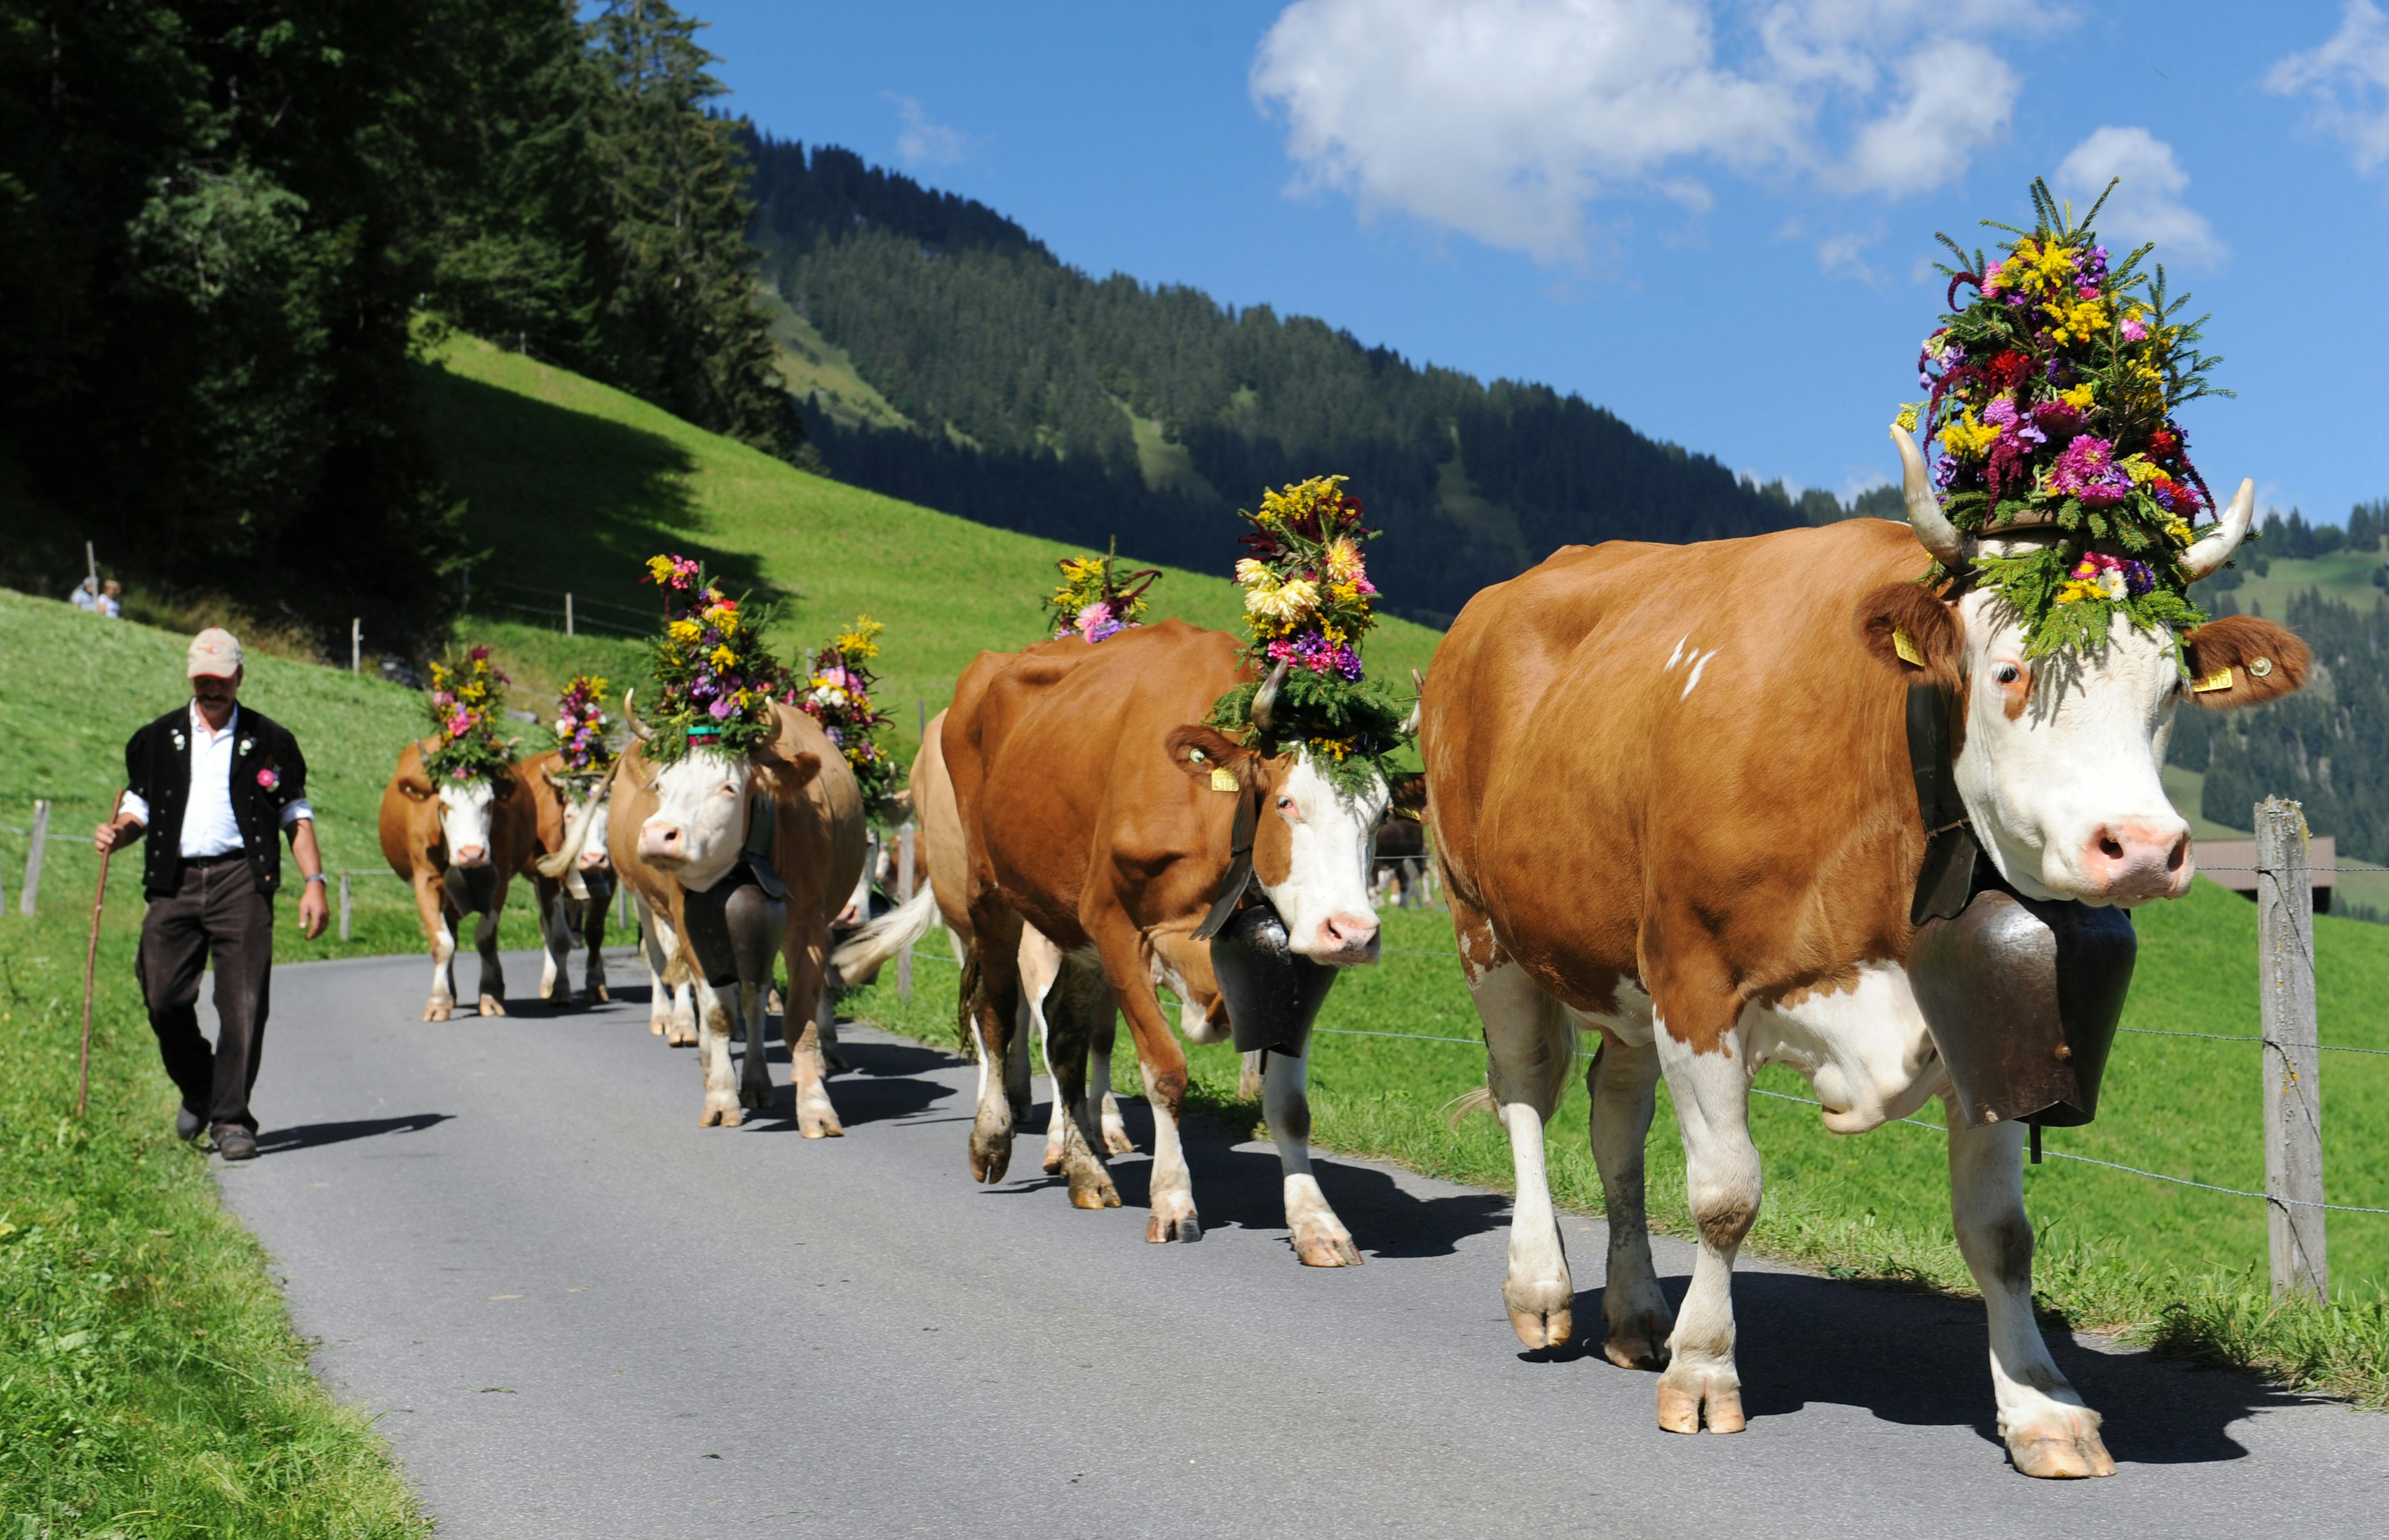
257, 1113, 454, 1154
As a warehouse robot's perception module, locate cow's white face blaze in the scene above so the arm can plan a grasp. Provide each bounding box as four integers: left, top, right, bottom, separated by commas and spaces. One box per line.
1257, 755, 1389, 965
1952, 593, 2190, 907
437, 779, 498, 868
636, 750, 751, 888
570, 794, 613, 871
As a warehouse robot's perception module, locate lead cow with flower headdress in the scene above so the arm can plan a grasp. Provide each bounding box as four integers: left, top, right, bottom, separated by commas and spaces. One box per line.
943, 477, 1420, 1261
1423, 182, 2309, 1477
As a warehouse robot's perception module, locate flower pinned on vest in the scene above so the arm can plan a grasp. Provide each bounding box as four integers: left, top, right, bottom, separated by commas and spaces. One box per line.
1043, 540, 1160, 644
641, 553, 785, 760
550, 675, 612, 798
1206, 475, 1410, 795
793, 615, 898, 807
1898, 178, 2225, 659
426, 646, 516, 783
256, 765, 280, 792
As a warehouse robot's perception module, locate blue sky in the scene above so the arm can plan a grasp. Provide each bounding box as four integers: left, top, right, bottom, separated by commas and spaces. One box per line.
694, 1, 2389, 523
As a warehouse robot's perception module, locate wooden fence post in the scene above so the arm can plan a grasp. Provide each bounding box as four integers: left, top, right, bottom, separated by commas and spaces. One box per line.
896, 823, 915, 1004
19, 799, 49, 916
339, 872, 353, 942
2258, 796, 2327, 1301
351, 618, 361, 674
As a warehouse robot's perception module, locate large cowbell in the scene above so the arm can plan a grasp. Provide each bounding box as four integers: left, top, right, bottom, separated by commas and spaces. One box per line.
1208, 901, 1338, 1057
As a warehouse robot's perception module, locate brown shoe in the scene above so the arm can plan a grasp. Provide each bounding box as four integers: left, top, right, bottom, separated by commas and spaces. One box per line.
212, 1124, 258, 1161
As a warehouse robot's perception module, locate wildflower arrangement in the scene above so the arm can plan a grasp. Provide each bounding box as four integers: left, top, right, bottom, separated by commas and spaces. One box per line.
425, 646, 516, 783
1900, 179, 2229, 659
1042, 541, 1162, 643
794, 614, 898, 806
549, 675, 612, 794
640, 552, 785, 760
1206, 475, 1410, 795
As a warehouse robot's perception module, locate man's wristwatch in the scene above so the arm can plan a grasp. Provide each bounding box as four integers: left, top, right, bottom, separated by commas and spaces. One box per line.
303, 873, 329, 886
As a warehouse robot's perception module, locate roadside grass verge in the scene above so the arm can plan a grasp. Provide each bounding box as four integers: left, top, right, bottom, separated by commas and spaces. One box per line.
0, 906, 427, 1536
841, 887, 2389, 1408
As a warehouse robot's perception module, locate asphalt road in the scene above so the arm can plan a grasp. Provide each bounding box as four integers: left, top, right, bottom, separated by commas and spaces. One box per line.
213, 947, 2389, 1539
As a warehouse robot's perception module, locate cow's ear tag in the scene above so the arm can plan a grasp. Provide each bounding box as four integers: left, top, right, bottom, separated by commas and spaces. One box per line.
2250, 656, 2275, 679
2191, 666, 2235, 693
1891, 628, 1924, 667
1209, 767, 1241, 792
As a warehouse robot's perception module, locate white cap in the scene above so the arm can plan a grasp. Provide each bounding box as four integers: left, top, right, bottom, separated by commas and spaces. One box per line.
187, 628, 243, 679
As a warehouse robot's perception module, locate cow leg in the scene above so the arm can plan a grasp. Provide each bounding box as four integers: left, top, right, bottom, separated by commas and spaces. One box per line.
653, 911, 698, 1046
1042, 952, 1121, 1210
1097, 929, 1198, 1243
1651, 998, 1759, 1436
1468, 948, 1576, 1347
1949, 1113, 2115, 1478
1090, 1007, 1132, 1155
580, 878, 612, 1003
692, 974, 745, 1126
964, 904, 1028, 1182
536, 878, 567, 1003
1005, 932, 1067, 1174
635, 894, 672, 1036
783, 916, 844, 1139
1586, 1030, 1672, 1370
1264, 1049, 1361, 1266
416, 874, 458, 1021
473, 889, 508, 1016
727, 886, 784, 1112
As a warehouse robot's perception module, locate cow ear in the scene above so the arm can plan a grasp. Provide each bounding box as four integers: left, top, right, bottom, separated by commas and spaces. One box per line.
2182, 616, 2311, 710
1855, 582, 1962, 684
1165, 725, 1256, 788
757, 751, 822, 796
1385, 772, 1427, 820
398, 774, 433, 802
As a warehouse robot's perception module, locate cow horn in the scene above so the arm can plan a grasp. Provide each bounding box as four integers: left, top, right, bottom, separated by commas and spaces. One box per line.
1250, 659, 1290, 736
1891, 422, 1966, 568
2180, 478, 2256, 582
622, 688, 654, 743
1400, 667, 1423, 736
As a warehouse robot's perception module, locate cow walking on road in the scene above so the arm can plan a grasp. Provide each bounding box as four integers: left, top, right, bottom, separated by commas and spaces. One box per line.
1421, 454, 2304, 1475
379, 742, 538, 1020
519, 749, 615, 1008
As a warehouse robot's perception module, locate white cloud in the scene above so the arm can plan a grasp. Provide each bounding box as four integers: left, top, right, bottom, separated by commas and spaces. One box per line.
2054, 126, 2224, 267
1250, 0, 2046, 264
886, 95, 967, 167
2266, 1, 2389, 174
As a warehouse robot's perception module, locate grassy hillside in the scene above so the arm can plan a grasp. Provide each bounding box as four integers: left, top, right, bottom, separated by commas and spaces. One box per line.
418, 333, 1443, 768
2224, 546, 2386, 621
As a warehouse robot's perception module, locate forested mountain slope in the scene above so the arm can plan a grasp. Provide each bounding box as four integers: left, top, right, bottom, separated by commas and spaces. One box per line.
744, 137, 1802, 624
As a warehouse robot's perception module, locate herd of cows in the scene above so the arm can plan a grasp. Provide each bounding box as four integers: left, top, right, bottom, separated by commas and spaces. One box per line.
370, 462, 2308, 1482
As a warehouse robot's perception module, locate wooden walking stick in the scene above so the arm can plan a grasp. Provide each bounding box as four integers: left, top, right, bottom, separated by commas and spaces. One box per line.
78, 790, 123, 1119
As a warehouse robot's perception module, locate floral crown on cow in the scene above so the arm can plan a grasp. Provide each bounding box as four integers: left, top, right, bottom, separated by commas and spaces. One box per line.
1206, 475, 1410, 796
1896, 179, 2235, 661
793, 615, 898, 806
1043, 540, 1161, 644
640, 553, 785, 761
426, 647, 516, 783
549, 675, 612, 796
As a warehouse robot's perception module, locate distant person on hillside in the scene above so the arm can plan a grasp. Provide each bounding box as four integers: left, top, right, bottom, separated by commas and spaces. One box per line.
68, 576, 99, 611
92, 628, 330, 1161
99, 578, 123, 618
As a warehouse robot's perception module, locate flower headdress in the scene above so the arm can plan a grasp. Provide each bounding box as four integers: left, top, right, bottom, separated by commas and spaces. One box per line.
1205, 475, 1410, 795
1898, 179, 2231, 659
1043, 540, 1161, 643
426, 646, 516, 783
550, 675, 612, 795
793, 614, 898, 806
640, 553, 785, 760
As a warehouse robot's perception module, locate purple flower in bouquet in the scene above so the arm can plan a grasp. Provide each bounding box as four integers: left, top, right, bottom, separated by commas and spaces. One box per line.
2049, 435, 2133, 508
2120, 559, 2155, 597
2121, 317, 2147, 343
707, 696, 736, 720
1075, 600, 1124, 642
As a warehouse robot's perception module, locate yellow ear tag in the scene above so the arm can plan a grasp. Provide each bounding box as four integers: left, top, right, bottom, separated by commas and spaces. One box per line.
1209, 767, 1240, 792
1891, 628, 1924, 667
2190, 666, 2235, 693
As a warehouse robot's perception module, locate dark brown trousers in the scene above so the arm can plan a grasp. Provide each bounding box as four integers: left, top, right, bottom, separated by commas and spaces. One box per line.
136, 858, 275, 1131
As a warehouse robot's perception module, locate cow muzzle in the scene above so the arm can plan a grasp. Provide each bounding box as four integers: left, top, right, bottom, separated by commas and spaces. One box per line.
450, 843, 489, 868
1306, 911, 1381, 965
638, 819, 687, 863
2074, 820, 2191, 902
577, 848, 611, 871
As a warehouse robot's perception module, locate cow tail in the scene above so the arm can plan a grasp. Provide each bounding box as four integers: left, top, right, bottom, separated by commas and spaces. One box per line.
955, 942, 983, 1062
827, 880, 941, 983
1442, 993, 1576, 1127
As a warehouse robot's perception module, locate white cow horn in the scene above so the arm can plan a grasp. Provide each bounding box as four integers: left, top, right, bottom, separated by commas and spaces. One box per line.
1891, 422, 1966, 567
2180, 478, 2256, 582
1400, 667, 1423, 736
622, 688, 654, 743
1250, 659, 1290, 736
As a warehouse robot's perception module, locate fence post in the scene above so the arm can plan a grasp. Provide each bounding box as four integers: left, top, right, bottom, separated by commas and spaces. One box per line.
19, 799, 49, 916
566, 592, 574, 638
351, 618, 361, 674
896, 823, 916, 1004
338, 872, 353, 942
2257, 796, 2327, 1301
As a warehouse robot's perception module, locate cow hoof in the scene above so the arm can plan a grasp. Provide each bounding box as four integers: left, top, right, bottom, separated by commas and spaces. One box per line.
1294, 1229, 1364, 1268
799, 1115, 845, 1140
650, 1018, 666, 1036
969, 1128, 1014, 1185
1603, 1325, 1671, 1372
1503, 1278, 1574, 1350
668, 1027, 697, 1047
424, 1001, 454, 1023
2004, 1409, 2115, 1478
1064, 1151, 1120, 1210
740, 1083, 773, 1110
1102, 1121, 1135, 1156
822, 1044, 850, 1074
594, 985, 611, 1003
478, 995, 506, 1017
1147, 1209, 1201, 1243
1041, 1136, 1066, 1176
1657, 1369, 1744, 1434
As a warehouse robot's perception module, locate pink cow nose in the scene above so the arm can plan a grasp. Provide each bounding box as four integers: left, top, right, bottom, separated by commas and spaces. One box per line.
638, 821, 684, 860
450, 843, 488, 868
579, 848, 610, 870
1317, 911, 1381, 960
2080, 820, 2189, 899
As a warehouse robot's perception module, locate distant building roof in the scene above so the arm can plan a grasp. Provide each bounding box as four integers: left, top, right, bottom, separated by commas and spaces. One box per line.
2197, 837, 2335, 913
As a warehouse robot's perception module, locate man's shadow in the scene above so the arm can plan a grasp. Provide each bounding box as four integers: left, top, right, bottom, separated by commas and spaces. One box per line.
256, 1113, 453, 1154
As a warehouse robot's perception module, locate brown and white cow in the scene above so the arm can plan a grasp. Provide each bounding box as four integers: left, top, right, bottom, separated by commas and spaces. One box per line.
1422, 447, 2303, 1476
518, 748, 616, 1008
615, 698, 865, 1135
943, 621, 1407, 1264
379, 742, 539, 1021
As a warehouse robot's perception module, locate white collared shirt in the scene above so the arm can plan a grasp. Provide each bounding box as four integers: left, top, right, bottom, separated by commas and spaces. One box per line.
120, 702, 313, 855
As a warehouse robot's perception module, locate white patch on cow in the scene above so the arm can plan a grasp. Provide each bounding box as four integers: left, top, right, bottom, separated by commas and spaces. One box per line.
1140, 1057, 1198, 1240
636, 749, 752, 891
1952, 591, 2190, 907
1679, 648, 1718, 701
1565, 978, 1655, 1046
1259, 754, 1389, 965
1651, 1009, 1761, 1418
436, 779, 498, 868
428, 916, 457, 1010
1664, 634, 1688, 671
1744, 963, 1946, 1133
1150, 954, 1227, 1044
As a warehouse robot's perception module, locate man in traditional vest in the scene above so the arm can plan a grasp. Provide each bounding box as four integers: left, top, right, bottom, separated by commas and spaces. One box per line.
93, 628, 329, 1159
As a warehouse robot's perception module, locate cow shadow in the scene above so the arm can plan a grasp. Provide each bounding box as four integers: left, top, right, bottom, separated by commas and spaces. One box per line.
256, 1113, 454, 1154
748, 1031, 958, 1131
1575, 1271, 2306, 1467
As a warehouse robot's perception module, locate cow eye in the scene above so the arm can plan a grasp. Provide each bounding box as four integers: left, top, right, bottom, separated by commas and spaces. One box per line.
1993, 664, 2021, 685
1275, 795, 1295, 812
